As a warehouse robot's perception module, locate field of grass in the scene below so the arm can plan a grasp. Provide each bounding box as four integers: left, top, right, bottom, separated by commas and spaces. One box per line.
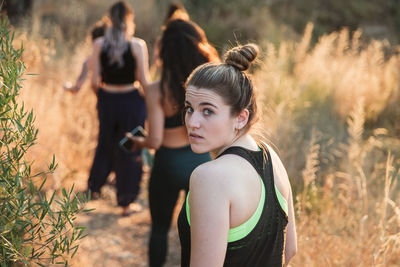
8, 0, 400, 265
255, 23, 400, 266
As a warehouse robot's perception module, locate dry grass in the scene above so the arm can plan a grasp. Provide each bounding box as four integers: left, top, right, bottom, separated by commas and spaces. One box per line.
256, 23, 400, 266
16, 33, 98, 191
10, 3, 400, 265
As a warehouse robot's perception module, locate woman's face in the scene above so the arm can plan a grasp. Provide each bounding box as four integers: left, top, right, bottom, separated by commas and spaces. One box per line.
185, 86, 238, 154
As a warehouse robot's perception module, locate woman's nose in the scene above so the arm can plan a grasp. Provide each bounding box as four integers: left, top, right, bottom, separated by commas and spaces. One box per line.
186, 111, 201, 129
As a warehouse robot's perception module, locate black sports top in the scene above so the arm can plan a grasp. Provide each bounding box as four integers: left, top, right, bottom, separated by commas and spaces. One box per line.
100, 42, 136, 84
177, 145, 289, 267
164, 111, 183, 129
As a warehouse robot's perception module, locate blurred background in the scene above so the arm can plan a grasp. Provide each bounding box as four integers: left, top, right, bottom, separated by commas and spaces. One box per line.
2, 0, 400, 266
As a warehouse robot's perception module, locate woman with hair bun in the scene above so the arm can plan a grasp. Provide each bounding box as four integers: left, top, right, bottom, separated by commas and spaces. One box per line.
178, 44, 297, 266
89, 1, 150, 216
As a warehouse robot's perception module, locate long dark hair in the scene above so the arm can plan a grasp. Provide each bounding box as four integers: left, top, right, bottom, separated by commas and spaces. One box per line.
163, 2, 189, 25
160, 19, 219, 110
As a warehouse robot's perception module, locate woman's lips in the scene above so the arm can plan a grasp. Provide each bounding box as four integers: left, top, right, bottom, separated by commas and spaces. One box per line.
189, 133, 203, 141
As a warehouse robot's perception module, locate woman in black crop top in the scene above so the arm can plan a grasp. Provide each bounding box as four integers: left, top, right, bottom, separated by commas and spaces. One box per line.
87, 1, 151, 216
126, 18, 219, 267
179, 44, 297, 266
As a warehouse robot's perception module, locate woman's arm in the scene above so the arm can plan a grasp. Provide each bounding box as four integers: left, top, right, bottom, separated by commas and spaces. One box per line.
65, 57, 89, 92
189, 164, 230, 267
284, 186, 297, 266
90, 38, 103, 94
267, 144, 297, 265
126, 81, 164, 150
130, 37, 151, 90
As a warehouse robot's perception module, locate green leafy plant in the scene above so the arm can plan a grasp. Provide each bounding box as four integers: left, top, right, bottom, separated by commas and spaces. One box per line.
0, 16, 88, 266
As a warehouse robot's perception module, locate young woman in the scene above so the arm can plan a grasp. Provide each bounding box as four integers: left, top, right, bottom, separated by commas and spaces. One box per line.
126, 19, 219, 267
178, 44, 297, 266
89, 1, 150, 216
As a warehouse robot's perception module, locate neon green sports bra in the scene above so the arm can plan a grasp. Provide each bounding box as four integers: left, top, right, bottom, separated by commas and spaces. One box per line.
185, 177, 288, 242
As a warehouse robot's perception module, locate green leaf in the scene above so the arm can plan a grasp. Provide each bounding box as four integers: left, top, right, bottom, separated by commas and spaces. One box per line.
0, 14, 86, 265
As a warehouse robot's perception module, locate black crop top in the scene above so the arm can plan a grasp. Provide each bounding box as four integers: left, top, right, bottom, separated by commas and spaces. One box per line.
100, 42, 136, 84
164, 112, 183, 129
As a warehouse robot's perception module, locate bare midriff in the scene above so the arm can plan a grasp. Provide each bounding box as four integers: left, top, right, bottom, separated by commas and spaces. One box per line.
162, 126, 189, 148
100, 82, 138, 93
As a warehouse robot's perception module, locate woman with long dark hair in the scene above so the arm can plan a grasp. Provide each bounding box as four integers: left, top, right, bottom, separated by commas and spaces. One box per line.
89, 1, 150, 216
127, 19, 219, 267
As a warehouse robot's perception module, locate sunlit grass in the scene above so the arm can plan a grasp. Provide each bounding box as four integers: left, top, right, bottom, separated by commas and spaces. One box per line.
256, 23, 400, 266
13, 5, 400, 265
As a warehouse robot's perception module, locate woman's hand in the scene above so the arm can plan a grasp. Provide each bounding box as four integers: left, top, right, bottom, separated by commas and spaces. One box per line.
125, 132, 146, 151
63, 82, 80, 93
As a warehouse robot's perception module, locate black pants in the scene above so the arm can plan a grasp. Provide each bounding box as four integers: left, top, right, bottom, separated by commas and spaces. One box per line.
88, 89, 146, 207
148, 146, 211, 267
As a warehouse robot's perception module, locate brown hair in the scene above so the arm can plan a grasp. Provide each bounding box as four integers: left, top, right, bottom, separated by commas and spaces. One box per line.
186, 43, 259, 131
163, 2, 189, 25
108, 1, 133, 32
160, 19, 219, 110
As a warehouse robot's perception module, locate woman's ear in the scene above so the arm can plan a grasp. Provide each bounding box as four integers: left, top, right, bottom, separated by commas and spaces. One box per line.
235, 109, 249, 130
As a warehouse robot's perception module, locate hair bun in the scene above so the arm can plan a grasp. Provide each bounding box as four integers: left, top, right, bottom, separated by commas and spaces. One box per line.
224, 43, 259, 71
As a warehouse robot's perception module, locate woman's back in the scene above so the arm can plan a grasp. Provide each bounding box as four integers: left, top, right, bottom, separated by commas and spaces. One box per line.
91, 1, 150, 93
141, 18, 219, 264
87, 1, 149, 217
145, 80, 189, 148
100, 39, 136, 84
144, 19, 219, 149
178, 140, 290, 267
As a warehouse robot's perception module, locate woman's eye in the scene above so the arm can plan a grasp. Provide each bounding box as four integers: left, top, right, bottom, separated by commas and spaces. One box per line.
203, 109, 213, 116
185, 106, 194, 114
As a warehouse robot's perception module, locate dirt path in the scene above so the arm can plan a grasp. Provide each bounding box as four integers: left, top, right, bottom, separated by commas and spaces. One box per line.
69, 170, 182, 267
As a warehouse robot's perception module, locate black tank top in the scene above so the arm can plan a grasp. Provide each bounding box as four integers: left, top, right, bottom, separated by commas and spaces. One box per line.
177, 145, 288, 267
100, 42, 136, 84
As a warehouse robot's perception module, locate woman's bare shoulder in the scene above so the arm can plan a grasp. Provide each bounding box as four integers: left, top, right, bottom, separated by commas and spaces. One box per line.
145, 80, 161, 103
93, 37, 104, 49
189, 161, 231, 199
130, 38, 148, 62
130, 37, 146, 48
191, 156, 240, 187
192, 159, 222, 179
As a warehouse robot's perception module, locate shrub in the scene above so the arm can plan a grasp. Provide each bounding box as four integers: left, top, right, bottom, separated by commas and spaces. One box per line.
0, 17, 87, 266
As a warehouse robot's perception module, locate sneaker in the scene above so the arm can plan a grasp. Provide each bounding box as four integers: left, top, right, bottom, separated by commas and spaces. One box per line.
121, 203, 143, 216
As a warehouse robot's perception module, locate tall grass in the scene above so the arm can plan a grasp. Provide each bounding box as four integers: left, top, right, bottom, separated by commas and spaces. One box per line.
11, 2, 400, 264
256, 23, 400, 266
16, 34, 98, 191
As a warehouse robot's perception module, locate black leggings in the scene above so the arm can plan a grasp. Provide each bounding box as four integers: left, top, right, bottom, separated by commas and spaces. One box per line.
148, 145, 211, 267
88, 89, 146, 207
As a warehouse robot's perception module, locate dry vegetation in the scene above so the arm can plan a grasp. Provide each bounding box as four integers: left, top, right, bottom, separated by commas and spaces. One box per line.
256, 23, 400, 266
8, 1, 400, 266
